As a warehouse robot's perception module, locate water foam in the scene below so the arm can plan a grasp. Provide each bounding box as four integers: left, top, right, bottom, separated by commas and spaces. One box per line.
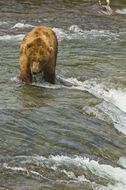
3, 163, 27, 172
53, 27, 72, 41
69, 25, 84, 33
62, 77, 126, 113
83, 100, 126, 135
33, 76, 126, 114
101, 102, 126, 135
11, 155, 126, 190
0, 25, 122, 42
11, 23, 35, 29
83, 80, 126, 113
61, 77, 126, 135
0, 34, 24, 41
49, 156, 126, 190
118, 156, 126, 169
53, 25, 120, 42
0, 21, 8, 25
116, 8, 126, 15
33, 76, 126, 135
69, 25, 121, 41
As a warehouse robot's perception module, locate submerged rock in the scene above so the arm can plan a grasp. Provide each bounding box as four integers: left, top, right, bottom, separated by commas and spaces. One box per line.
97, 4, 114, 15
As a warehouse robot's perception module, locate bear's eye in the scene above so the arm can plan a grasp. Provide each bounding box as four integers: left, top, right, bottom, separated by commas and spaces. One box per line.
32, 58, 35, 62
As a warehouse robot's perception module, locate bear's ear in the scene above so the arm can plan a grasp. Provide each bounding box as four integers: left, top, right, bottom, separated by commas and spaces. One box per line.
27, 43, 32, 49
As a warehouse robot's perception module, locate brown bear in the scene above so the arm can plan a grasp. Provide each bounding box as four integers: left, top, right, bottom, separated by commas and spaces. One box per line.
19, 26, 58, 84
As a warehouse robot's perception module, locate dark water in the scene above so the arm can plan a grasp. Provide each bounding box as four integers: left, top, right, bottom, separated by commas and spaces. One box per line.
0, 0, 126, 189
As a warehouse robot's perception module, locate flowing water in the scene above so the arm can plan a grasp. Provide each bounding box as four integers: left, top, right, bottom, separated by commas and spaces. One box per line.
0, 0, 126, 189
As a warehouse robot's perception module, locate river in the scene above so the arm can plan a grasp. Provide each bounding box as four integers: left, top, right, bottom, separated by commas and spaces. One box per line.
0, 0, 126, 189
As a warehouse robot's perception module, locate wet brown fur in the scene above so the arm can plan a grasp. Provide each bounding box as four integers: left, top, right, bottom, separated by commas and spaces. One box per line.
19, 26, 58, 84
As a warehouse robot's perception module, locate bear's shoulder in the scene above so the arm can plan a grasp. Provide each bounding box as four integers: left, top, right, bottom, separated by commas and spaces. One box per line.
22, 26, 57, 46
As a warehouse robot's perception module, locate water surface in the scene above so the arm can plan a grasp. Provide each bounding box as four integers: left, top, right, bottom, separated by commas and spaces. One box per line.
0, 0, 126, 189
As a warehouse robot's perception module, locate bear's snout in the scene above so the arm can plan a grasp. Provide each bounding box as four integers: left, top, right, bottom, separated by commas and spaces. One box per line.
31, 62, 40, 75
32, 70, 37, 75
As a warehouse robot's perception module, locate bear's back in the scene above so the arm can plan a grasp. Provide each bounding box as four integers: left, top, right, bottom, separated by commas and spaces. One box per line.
21, 26, 57, 49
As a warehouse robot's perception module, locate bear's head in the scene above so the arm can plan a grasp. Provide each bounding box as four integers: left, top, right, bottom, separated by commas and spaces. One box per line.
26, 38, 52, 75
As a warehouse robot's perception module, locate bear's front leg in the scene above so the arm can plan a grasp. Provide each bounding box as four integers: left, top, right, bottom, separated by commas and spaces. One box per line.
43, 66, 55, 84
19, 56, 32, 84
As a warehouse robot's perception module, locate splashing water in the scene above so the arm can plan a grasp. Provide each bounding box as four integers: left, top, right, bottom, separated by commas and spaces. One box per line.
2, 155, 126, 190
